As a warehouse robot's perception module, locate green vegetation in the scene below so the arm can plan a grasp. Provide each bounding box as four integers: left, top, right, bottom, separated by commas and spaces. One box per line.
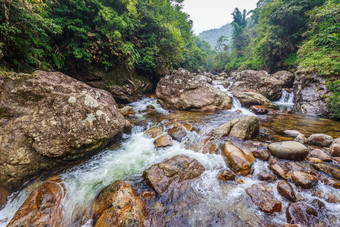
327, 80, 340, 119
205, 0, 339, 75
0, 0, 206, 76
198, 23, 232, 48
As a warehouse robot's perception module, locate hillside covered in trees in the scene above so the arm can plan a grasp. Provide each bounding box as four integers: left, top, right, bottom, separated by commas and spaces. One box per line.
198, 23, 233, 48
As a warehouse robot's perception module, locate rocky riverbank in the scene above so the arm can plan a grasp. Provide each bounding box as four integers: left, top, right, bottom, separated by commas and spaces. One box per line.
0, 69, 339, 227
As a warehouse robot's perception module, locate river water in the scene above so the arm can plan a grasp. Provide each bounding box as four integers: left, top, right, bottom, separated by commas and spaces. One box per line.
0, 82, 339, 227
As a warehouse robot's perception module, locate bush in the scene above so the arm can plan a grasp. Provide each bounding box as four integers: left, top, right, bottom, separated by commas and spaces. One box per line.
327, 80, 340, 119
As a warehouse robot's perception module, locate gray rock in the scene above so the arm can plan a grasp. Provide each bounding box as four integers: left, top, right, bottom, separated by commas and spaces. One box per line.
308, 133, 333, 147
268, 141, 308, 161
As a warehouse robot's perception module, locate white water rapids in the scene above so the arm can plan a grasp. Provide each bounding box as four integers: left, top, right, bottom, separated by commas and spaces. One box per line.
0, 85, 339, 227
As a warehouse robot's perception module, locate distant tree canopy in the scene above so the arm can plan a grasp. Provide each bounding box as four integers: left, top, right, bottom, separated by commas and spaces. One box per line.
0, 0, 206, 76
206, 0, 339, 76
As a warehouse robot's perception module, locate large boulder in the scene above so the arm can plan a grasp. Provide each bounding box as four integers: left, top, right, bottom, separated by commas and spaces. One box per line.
268, 141, 308, 161
92, 180, 146, 227
144, 155, 205, 194
293, 75, 331, 117
271, 71, 295, 88
230, 70, 282, 100
232, 92, 274, 108
210, 116, 259, 140
7, 181, 64, 227
156, 68, 232, 111
222, 142, 255, 175
0, 71, 126, 191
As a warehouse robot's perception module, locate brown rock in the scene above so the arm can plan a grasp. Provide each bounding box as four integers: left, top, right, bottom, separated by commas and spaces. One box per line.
232, 92, 274, 108
310, 149, 332, 161
154, 135, 173, 148
330, 138, 340, 157
222, 142, 255, 175
249, 105, 269, 114
92, 180, 146, 227
252, 149, 270, 161
258, 171, 277, 182
308, 133, 333, 147
168, 126, 187, 141
269, 163, 290, 180
312, 163, 340, 179
156, 68, 232, 111
145, 127, 163, 138
271, 71, 295, 88
217, 169, 236, 182
118, 106, 135, 116
292, 171, 318, 189
286, 202, 318, 227
277, 180, 296, 201
146, 105, 157, 115
141, 191, 156, 201
144, 155, 205, 194
229, 116, 259, 140
181, 122, 194, 131
246, 184, 282, 213
0, 71, 126, 191
307, 157, 323, 164
7, 181, 64, 227
323, 178, 340, 189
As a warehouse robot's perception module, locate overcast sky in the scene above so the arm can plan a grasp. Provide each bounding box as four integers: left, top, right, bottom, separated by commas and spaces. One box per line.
182, 0, 258, 35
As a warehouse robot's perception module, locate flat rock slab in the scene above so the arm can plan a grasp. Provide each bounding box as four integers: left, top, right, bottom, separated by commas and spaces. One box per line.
268, 141, 308, 161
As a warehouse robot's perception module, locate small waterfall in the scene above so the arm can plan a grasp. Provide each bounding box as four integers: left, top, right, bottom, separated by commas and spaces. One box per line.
274, 89, 294, 106
212, 81, 255, 116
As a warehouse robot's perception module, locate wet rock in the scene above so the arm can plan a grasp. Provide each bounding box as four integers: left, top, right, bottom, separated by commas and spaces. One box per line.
294, 134, 308, 144
277, 180, 296, 201
284, 130, 302, 137
271, 71, 295, 88
210, 118, 239, 137
145, 127, 164, 138
118, 106, 135, 116
330, 138, 340, 157
308, 133, 333, 147
168, 126, 187, 142
217, 169, 236, 182
307, 157, 323, 164
7, 181, 64, 227
232, 92, 274, 108
323, 178, 340, 189
258, 171, 277, 182
246, 183, 282, 213
222, 80, 230, 88
0, 187, 10, 209
249, 105, 269, 114
252, 149, 270, 161
144, 155, 205, 194
229, 116, 259, 140
230, 70, 283, 100
141, 191, 156, 201
146, 105, 157, 115
286, 202, 318, 227
156, 68, 232, 111
0, 71, 126, 191
292, 171, 318, 189
92, 180, 146, 227
312, 163, 340, 179
180, 122, 194, 131
222, 142, 255, 175
154, 135, 173, 148
268, 141, 308, 161
293, 75, 330, 117
268, 163, 290, 180
310, 149, 332, 161
201, 137, 219, 154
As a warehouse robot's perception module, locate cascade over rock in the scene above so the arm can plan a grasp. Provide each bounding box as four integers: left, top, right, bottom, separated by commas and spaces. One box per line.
0, 71, 126, 192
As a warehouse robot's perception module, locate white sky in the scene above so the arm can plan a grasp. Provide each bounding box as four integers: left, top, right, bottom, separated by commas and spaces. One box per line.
182, 0, 258, 34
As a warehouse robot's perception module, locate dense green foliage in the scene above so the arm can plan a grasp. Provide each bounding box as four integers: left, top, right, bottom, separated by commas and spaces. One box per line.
326, 80, 340, 119
0, 0, 206, 76
206, 0, 339, 75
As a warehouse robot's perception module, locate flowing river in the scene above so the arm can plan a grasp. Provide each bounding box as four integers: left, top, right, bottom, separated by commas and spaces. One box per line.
1, 82, 340, 227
